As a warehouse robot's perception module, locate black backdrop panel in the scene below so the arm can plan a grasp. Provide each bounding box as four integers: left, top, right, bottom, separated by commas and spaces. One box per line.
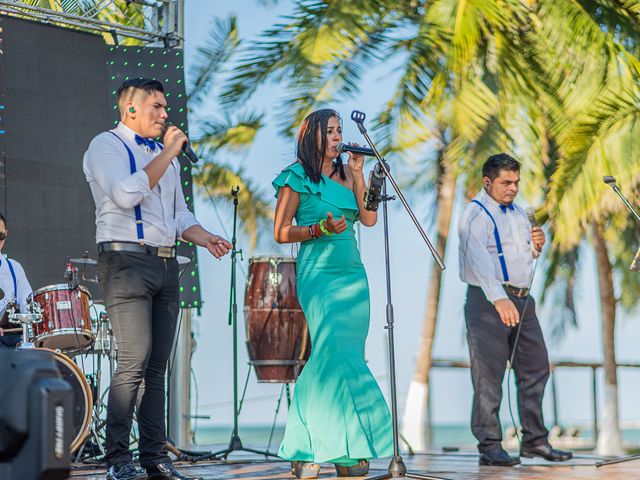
0, 17, 201, 308
0, 15, 107, 298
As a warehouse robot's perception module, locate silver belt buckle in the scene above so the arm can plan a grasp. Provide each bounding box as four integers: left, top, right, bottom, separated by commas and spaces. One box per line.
157, 246, 173, 258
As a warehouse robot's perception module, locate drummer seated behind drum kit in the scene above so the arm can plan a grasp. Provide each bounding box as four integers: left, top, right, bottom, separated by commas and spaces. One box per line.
2, 252, 193, 460
2, 254, 117, 458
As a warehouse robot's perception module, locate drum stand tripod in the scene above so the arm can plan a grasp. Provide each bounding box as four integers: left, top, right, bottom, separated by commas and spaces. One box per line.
351, 111, 449, 480
195, 186, 278, 461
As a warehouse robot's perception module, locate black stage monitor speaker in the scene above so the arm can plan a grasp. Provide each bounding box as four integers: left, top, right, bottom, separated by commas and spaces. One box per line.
0, 349, 73, 480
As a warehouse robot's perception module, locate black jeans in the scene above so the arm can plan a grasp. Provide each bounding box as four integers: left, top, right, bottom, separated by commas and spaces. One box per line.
98, 251, 179, 468
465, 286, 550, 453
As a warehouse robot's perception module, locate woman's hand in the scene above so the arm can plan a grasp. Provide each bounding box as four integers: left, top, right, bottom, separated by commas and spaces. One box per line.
346, 143, 365, 176
324, 212, 347, 234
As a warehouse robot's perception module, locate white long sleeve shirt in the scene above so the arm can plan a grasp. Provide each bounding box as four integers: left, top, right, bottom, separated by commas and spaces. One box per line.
0, 256, 32, 317
83, 122, 199, 247
458, 188, 537, 303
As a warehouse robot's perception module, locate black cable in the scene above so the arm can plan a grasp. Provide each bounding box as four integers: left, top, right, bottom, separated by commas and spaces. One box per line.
505, 257, 540, 445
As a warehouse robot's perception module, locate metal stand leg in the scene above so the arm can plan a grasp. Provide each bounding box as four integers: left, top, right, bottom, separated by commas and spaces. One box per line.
194, 187, 279, 462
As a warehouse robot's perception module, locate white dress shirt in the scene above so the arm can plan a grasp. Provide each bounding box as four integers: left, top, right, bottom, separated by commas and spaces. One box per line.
83, 122, 199, 247
458, 188, 537, 303
0, 256, 32, 317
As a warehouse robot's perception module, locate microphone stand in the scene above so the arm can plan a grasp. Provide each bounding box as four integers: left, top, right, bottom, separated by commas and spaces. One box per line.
596, 175, 640, 467
350, 111, 448, 480
194, 186, 278, 461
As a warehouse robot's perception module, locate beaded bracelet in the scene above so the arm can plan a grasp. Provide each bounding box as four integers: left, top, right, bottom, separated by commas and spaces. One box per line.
308, 223, 321, 239
319, 219, 334, 237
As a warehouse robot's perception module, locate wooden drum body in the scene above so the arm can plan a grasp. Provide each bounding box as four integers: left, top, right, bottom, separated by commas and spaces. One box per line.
244, 256, 310, 383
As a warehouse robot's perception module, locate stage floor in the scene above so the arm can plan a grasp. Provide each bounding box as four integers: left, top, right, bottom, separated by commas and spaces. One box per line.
68, 450, 640, 479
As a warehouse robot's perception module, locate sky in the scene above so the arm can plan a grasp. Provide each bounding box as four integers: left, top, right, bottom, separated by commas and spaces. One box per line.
182, 0, 640, 438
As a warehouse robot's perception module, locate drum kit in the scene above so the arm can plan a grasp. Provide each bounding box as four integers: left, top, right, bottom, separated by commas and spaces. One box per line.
5, 253, 193, 460
5, 251, 305, 461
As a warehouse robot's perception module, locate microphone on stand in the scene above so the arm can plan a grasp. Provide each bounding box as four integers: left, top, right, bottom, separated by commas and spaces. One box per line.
64, 258, 78, 289
336, 143, 376, 157
162, 122, 199, 164
336, 143, 388, 211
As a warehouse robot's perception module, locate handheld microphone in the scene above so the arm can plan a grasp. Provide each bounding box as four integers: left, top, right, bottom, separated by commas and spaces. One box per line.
603, 175, 617, 185
525, 207, 538, 227
336, 143, 376, 157
162, 122, 199, 164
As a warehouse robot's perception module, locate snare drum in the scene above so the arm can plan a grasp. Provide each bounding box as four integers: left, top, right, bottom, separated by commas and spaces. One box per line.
244, 256, 311, 383
31, 284, 94, 354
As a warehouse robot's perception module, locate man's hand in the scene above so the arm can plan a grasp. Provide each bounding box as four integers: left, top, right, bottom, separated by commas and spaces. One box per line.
531, 226, 545, 252
162, 125, 188, 158
494, 298, 520, 327
204, 234, 232, 259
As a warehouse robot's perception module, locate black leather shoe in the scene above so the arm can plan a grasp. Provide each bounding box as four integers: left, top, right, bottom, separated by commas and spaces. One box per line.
146, 463, 202, 480
479, 448, 521, 466
106, 463, 148, 480
520, 443, 573, 462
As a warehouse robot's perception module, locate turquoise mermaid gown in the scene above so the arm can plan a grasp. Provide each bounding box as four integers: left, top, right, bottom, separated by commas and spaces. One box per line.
273, 162, 393, 465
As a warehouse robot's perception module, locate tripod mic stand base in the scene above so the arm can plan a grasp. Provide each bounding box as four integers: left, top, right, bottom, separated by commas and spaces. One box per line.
193, 434, 280, 462
367, 456, 452, 480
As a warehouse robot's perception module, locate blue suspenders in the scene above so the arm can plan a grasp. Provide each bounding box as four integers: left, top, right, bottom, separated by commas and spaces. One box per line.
108, 131, 145, 243
471, 199, 510, 283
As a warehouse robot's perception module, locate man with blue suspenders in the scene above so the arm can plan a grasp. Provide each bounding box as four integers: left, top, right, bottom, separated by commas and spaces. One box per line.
83, 79, 232, 480
458, 154, 572, 466
0, 212, 33, 348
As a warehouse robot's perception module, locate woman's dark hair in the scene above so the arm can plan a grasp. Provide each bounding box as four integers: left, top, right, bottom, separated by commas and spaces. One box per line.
296, 109, 346, 183
482, 153, 520, 180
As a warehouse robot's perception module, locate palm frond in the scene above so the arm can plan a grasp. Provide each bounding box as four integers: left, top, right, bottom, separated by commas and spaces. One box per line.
188, 15, 239, 108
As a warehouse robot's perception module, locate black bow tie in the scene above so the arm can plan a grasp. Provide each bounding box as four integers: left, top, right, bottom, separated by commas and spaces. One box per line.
499, 204, 515, 213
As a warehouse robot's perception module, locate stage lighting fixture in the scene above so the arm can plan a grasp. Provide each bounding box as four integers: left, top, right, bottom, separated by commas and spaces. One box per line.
0, 349, 73, 480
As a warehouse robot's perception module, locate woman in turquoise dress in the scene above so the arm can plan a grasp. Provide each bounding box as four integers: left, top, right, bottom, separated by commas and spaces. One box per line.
273, 109, 393, 478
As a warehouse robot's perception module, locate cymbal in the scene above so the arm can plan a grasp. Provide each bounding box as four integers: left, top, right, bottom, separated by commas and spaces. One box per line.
70, 257, 97, 265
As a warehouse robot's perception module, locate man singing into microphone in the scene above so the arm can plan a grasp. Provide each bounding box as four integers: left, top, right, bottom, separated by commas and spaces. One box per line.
83, 78, 232, 480
458, 153, 572, 466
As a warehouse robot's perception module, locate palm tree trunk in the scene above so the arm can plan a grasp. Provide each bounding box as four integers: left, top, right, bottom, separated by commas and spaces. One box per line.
591, 222, 624, 456
401, 157, 455, 451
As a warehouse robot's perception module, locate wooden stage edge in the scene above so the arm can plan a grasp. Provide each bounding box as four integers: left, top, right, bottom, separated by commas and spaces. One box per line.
67, 450, 640, 479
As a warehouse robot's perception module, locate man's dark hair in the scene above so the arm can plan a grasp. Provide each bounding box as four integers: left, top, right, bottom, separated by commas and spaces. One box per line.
117, 78, 164, 103
482, 153, 520, 180
0, 211, 6, 227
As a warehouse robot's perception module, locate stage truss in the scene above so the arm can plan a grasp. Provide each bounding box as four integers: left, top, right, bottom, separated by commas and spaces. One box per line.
0, 0, 182, 46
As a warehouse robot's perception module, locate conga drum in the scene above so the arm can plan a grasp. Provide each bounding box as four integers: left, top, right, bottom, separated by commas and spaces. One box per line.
245, 256, 310, 383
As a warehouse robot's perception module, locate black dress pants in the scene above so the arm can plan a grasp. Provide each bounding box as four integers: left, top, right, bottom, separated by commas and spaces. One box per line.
464, 285, 550, 453
97, 251, 179, 468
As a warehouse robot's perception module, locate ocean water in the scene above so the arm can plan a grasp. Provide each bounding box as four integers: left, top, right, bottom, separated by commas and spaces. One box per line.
191, 424, 640, 451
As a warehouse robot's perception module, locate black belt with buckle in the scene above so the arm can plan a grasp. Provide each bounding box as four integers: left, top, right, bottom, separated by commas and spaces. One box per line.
503, 284, 529, 297
98, 242, 176, 258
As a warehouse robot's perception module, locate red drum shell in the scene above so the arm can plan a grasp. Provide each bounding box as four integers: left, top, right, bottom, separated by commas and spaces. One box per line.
31, 284, 94, 354
244, 256, 310, 383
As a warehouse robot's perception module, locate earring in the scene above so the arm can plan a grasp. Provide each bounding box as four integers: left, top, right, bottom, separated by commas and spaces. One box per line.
129, 107, 135, 113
